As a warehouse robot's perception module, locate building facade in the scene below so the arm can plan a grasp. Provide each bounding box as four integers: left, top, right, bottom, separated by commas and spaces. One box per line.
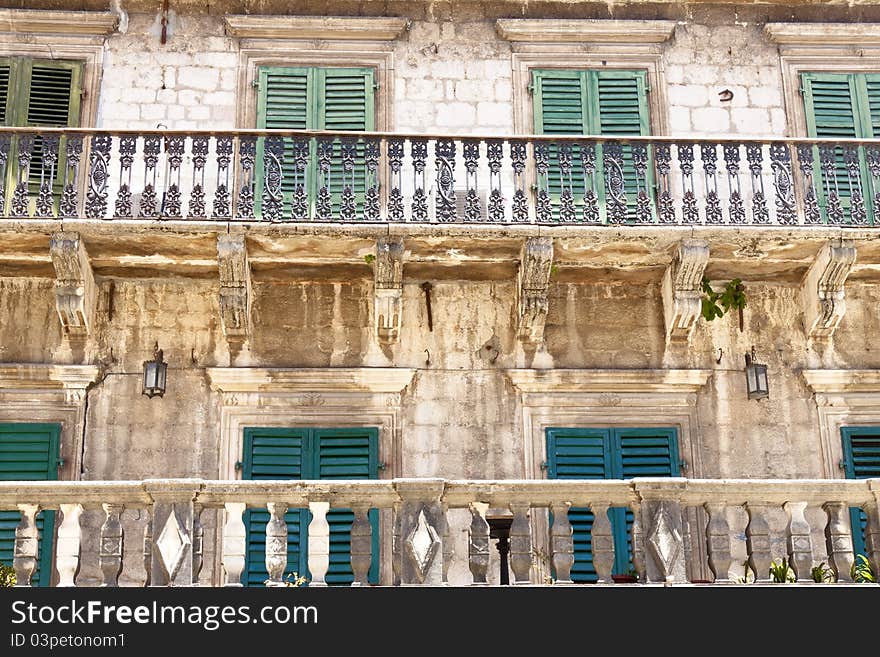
0, 0, 879, 587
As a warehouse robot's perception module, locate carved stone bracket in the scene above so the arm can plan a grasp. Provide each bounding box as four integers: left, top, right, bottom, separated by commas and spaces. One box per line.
49, 232, 96, 339
661, 239, 709, 343
801, 240, 856, 341
517, 237, 553, 344
217, 234, 252, 346
374, 236, 404, 344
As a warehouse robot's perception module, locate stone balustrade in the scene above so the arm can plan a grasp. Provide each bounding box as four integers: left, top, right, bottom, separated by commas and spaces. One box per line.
1, 478, 878, 586
1, 127, 878, 227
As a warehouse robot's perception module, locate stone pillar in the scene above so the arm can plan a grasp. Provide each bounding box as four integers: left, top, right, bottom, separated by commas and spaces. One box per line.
221, 503, 246, 587
13, 504, 40, 587
308, 501, 330, 587
508, 502, 532, 585
745, 503, 772, 583
349, 504, 372, 586
590, 502, 614, 584
550, 502, 574, 584
56, 503, 83, 587
265, 502, 288, 586
629, 499, 646, 582
784, 501, 813, 582
191, 503, 203, 586
635, 479, 688, 584
704, 503, 732, 583
142, 511, 152, 587
823, 501, 853, 583
393, 479, 447, 585
100, 503, 124, 587
468, 503, 489, 585
143, 480, 202, 587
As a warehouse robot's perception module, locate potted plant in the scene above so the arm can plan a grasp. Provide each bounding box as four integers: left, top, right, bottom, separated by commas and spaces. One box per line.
611, 569, 639, 584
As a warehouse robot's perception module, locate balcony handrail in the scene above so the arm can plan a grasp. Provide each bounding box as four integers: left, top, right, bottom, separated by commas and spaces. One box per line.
3, 125, 880, 145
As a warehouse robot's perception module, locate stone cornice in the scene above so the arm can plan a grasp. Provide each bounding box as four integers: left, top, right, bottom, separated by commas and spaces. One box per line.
223, 15, 409, 41
765, 22, 880, 46
505, 369, 712, 394
0, 364, 101, 391
802, 369, 880, 393
0, 9, 118, 36
495, 19, 676, 44
206, 367, 416, 394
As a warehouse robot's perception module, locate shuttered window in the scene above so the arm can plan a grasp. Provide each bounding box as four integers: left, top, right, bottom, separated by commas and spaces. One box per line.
255, 66, 375, 218
546, 427, 679, 582
242, 427, 380, 586
841, 427, 880, 557
0, 423, 60, 587
532, 69, 651, 222
801, 72, 880, 224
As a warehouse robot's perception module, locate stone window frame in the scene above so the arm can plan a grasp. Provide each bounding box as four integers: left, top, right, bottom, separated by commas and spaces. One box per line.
505, 367, 713, 581
206, 366, 415, 586
765, 23, 880, 138
224, 16, 409, 131
802, 370, 880, 479
497, 19, 676, 137
0, 10, 118, 129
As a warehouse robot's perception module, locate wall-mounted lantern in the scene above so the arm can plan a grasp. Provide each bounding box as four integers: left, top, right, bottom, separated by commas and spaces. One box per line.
744, 346, 769, 401
142, 343, 167, 399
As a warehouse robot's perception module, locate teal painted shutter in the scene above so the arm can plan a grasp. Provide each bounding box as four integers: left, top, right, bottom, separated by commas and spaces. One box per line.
242, 428, 309, 587
0, 423, 60, 587
546, 428, 610, 582
864, 74, 880, 136
317, 68, 375, 215
595, 70, 652, 222
841, 427, 880, 557
611, 428, 679, 575
801, 72, 874, 223
313, 428, 380, 585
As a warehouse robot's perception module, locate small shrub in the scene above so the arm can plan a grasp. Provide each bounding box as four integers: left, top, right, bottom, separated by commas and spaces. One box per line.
769, 558, 796, 583
851, 554, 877, 583
810, 562, 834, 583
0, 563, 16, 587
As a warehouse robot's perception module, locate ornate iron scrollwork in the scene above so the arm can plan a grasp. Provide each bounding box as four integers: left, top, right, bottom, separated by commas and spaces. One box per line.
86, 133, 112, 219
237, 136, 256, 220
435, 139, 457, 222
213, 136, 233, 219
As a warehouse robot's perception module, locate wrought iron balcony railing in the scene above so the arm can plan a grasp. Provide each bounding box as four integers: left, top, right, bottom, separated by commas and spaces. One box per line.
1, 127, 879, 227
3, 477, 879, 586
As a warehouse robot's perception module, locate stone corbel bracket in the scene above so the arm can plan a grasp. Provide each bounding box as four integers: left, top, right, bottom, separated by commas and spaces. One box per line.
802, 240, 856, 341
49, 232, 96, 339
217, 234, 252, 345
374, 236, 404, 344
662, 239, 709, 343
517, 237, 554, 344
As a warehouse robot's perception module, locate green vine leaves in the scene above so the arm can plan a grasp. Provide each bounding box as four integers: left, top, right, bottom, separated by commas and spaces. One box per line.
701, 277, 746, 324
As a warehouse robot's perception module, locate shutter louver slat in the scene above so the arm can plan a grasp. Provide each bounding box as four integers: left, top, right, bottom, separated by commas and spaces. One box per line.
0, 424, 60, 587
841, 429, 880, 561
0, 63, 9, 126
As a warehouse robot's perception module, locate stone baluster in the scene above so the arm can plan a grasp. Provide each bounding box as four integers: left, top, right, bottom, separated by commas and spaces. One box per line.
394, 479, 447, 585
143, 481, 200, 587
192, 502, 203, 586
681, 505, 694, 581
864, 490, 880, 578
349, 504, 372, 586
629, 499, 646, 582
56, 503, 83, 587
550, 502, 574, 584
441, 501, 453, 585
265, 502, 288, 586
823, 502, 854, 582
745, 503, 772, 583
100, 503, 124, 587
635, 479, 688, 584
784, 501, 813, 582
308, 502, 330, 587
13, 504, 40, 587
704, 503, 732, 583
468, 503, 490, 585
590, 502, 614, 584
221, 503, 246, 587
142, 511, 152, 587
508, 502, 531, 585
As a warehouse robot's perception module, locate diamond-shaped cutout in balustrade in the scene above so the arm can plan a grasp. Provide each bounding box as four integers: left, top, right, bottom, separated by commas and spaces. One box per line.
156, 510, 191, 580
406, 509, 440, 580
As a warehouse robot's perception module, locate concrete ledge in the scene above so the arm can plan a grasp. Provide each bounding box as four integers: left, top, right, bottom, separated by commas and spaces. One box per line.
802, 369, 880, 393
224, 15, 409, 41
765, 22, 880, 46
0, 363, 102, 392
206, 367, 416, 394
505, 368, 713, 394
496, 19, 676, 43
0, 9, 118, 36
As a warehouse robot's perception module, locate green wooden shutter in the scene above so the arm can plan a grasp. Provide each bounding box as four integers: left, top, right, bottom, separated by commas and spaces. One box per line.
841, 427, 880, 557
546, 427, 678, 582
532, 68, 650, 222
0, 58, 11, 127
0, 423, 60, 587
801, 72, 874, 223
242, 428, 309, 587
313, 428, 380, 585
242, 427, 380, 587
611, 428, 679, 575
546, 428, 610, 583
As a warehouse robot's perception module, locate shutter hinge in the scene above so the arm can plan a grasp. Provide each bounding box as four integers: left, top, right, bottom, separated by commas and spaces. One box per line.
377, 461, 387, 471
540, 460, 549, 471
838, 459, 846, 471
372, 81, 380, 91
798, 87, 805, 96
645, 84, 652, 93
234, 460, 243, 472
251, 79, 260, 90
679, 459, 688, 473
80, 89, 87, 99
527, 81, 535, 95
